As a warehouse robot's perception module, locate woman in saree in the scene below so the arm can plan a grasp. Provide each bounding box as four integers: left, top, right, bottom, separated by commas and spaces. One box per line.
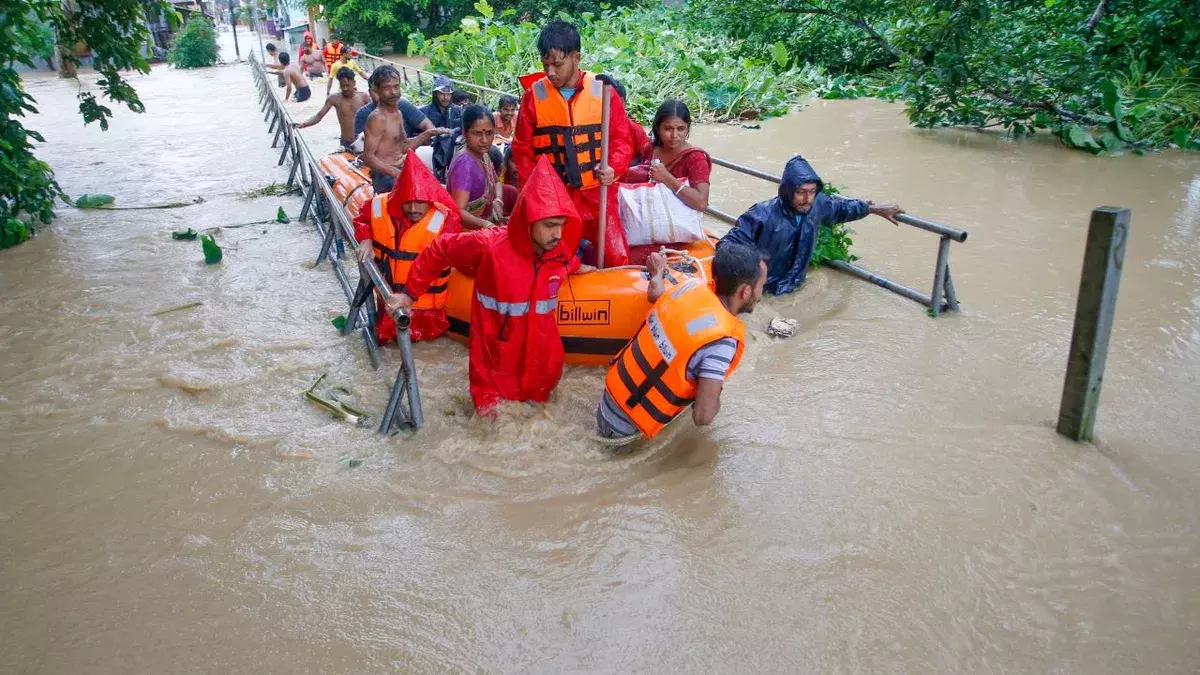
622, 99, 711, 212
446, 106, 517, 230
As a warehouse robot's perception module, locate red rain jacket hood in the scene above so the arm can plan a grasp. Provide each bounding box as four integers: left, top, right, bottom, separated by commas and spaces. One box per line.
505, 157, 582, 259
387, 151, 462, 229
402, 157, 582, 413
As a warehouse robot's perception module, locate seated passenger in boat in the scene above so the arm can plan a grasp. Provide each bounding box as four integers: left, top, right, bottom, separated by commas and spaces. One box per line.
493, 95, 518, 144
596, 243, 766, 443
447, 105, 518, 230
389, 158, 596, 416
718, 155, 903, 295
353, 151, 462, 343
623, 100, 711, 212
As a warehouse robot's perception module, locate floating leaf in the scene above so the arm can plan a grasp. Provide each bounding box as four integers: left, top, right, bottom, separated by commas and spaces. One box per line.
338, 456, 366, 468
149, 301, 202, 316
741, 123, 761, 130
172, 228, 198, 240
276, 206, 289, 223
332, 315, 347, 331
71, 193, 116, 209
200, 234, 222, 264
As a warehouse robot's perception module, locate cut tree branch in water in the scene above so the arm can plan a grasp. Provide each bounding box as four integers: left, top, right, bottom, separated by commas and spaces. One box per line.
779, 4, 899, 58
1086, 0, 1107, 37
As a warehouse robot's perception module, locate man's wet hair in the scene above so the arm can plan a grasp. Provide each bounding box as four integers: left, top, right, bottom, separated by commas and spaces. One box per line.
265, 43, 277, 53
336, 68, 356, 83
537, 20, 581, 58
369, 65, 400, 89
278, 51, 290, 65
498, 94, 518, 110
713, 243, 768, 296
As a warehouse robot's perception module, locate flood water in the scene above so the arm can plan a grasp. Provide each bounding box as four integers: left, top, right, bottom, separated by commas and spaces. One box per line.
3, 30, 1198, 673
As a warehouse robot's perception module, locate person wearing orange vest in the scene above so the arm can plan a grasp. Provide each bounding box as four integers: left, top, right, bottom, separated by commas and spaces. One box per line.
322, 34, 344, 74
596, 243, 768, 442
512, 20, 634, 268
388, 158, 596, 416
352, 150, 462, 344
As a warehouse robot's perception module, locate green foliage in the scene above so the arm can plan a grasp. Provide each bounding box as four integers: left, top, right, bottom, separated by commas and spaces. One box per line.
68, 193, 116, 208
411, 2, 813, 123
201, 234, 223, 264
309, 0, 422, 53
2, 0, 171, 250
811, 183, 856, 266
888, 0, 1200, 152
168, 16, 219, 69
276, 206, 290, 223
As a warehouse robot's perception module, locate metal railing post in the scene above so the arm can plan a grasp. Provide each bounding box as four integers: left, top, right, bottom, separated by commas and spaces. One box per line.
930, 236, 951, 316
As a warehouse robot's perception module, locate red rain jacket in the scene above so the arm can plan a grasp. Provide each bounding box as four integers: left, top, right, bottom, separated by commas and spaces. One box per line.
353, 152, 462, 343
404, 158, 582, 414
512, 71, 633, 267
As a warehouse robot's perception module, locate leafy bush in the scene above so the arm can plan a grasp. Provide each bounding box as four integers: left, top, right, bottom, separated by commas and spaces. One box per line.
168, 16, 219, 68
408, 1, 814, 124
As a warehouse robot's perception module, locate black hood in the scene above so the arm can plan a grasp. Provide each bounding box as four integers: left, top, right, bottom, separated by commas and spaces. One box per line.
779, 155, 823, 215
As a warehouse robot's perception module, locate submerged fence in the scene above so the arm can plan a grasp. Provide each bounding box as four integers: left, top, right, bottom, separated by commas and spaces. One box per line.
354, 53, 969, 316
250, 55, 423, 434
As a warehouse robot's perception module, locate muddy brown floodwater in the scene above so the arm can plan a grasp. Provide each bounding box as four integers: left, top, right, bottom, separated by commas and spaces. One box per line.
2, 29, 1198, 674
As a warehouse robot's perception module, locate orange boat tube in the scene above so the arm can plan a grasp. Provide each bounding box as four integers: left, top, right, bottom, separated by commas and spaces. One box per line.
316, 153, 715, 366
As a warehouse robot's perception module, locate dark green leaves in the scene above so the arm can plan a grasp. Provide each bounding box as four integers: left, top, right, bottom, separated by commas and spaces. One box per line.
168, 16, 219, 69
276, 206, 290, 223
69, 193, 116, 209
332, 315, 348, 331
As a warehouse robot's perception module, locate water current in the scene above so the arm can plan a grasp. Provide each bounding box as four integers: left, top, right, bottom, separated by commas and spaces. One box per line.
2, 29, 1198, 673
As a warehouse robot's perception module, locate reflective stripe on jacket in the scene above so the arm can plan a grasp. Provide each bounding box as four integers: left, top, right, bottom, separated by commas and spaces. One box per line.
530, 73, 604, 189
369, 194, 452, 310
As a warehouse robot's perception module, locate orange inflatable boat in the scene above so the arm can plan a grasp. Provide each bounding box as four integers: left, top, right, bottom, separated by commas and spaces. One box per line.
317, 153, 716, 366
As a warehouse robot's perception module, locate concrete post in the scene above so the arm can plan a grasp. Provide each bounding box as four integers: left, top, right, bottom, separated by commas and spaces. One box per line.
1056, 206, 1130, 442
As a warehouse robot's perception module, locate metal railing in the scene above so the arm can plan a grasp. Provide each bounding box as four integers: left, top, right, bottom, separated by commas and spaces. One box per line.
250, 55, 423, 433
351, 53, 968, 316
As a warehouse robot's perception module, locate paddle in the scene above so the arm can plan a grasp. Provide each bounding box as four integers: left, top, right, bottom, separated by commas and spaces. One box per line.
596, 84, 612, 269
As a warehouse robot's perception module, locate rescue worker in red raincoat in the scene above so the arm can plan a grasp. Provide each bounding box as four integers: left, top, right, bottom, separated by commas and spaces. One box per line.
389, 158, 595, 415
352, 151, 462, 344
512, 20, 634, 267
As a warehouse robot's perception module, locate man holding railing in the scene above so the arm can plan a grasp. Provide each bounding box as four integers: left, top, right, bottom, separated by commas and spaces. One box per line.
719, 155, 903, 296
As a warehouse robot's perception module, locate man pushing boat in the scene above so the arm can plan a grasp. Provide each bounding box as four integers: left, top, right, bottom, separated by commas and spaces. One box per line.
512, 20, 634, 267
293, 69, 369, 153
388, 158, 596, 416
353, 151, 462, 344
362, 66, 451, 195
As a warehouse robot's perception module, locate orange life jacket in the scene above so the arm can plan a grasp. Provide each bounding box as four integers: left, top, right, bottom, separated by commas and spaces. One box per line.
369, 194, 451, 311
604, 279, 746, 438
323, 41, 343, 68
529, 72, 604, 190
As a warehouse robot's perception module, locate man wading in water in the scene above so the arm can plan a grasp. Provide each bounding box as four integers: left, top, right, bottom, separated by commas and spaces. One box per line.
265, 52, 311, 103
362, 66, 449, 195
293, 69, 370, 153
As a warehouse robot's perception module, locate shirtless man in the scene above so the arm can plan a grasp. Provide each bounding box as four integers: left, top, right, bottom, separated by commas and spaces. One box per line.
293, 69, 370, 152
299, 48, 325, 81
362, 65, 449, 195
267, 52, 311, 103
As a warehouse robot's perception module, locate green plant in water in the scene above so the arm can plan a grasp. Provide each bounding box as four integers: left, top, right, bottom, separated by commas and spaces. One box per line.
168, 16, 219, 69
276, 206, 290, 223
172, 228, 198, 240
200, 234, 222, 264
810, 183, 856, 267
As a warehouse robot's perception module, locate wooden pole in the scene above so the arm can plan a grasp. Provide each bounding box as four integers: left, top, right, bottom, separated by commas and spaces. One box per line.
596, 84, 612, 269
1056, 206, 1130, 442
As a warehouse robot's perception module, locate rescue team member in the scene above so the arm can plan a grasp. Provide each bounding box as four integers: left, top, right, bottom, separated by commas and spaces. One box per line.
512, 20, 634, 267
389, 158, 597, 415
596, 243, 767, 441
353, 151, 462, 343
322, 34, 344, 75
719, 155, 903, 296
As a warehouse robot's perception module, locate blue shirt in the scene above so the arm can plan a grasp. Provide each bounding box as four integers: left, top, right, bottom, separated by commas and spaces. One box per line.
353, 99, 428, 138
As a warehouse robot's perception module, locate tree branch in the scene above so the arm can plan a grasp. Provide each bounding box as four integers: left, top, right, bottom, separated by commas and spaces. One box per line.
780, 4, 898, 58
1085, 0, 1107, 38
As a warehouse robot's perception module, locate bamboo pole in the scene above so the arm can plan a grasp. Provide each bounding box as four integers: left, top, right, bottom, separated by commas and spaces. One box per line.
596, 84, 612, 269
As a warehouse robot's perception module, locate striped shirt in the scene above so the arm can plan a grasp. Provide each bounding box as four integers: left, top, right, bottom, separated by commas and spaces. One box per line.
596, 337, 739, 438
